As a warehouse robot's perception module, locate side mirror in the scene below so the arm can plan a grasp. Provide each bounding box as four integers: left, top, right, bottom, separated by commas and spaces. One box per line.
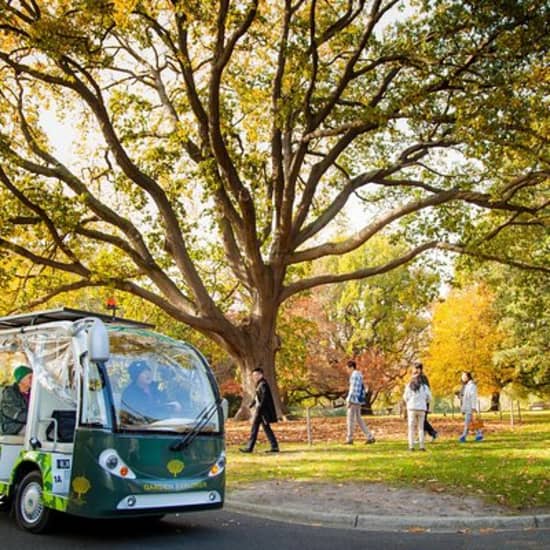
221, 398, 229, 421
88, 318, 110, 362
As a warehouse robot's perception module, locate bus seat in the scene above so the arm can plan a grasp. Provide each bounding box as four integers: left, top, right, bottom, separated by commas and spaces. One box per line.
46, 410, 77, 443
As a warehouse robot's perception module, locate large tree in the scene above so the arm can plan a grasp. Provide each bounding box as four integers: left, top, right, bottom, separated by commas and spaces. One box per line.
0, 0, 548, 416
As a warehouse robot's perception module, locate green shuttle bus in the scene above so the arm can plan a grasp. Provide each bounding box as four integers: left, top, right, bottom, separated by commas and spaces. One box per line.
0, 308, 226, 533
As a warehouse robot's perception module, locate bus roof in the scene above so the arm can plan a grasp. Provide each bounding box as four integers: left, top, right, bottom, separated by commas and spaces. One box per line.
0, 307, 154, 330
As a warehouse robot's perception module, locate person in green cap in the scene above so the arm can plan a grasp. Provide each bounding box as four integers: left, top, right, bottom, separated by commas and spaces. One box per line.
0, 365, 33, 434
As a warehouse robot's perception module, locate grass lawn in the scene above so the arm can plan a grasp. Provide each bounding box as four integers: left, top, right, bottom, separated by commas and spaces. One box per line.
226, 412, 550, 511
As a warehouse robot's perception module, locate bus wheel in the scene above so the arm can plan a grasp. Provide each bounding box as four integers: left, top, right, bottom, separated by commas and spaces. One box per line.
15, 471, 55, 533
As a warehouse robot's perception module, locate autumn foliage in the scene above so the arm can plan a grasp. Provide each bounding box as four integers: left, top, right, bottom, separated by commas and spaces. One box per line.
424, 283, 513, 399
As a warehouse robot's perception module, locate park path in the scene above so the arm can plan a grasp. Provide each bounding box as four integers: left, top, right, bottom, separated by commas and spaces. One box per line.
228, 479, 509, 517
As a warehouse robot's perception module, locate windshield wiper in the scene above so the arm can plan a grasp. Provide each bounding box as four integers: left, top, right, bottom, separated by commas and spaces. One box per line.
170, 399, 221, 451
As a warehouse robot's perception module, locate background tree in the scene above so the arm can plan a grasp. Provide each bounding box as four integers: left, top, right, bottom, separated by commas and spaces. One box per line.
326, 235, 439, 412
452, 195, 550, 396
424, 283, 513, 409
0, 1, 548, 416
456, 265, 550, 396
491, 271, 550, 395
277, 294, 348, 407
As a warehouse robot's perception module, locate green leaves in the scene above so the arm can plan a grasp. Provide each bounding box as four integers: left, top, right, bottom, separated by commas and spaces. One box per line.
0, 0, 546, 411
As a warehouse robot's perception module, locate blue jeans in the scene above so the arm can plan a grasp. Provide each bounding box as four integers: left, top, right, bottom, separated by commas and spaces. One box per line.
461, 411, 473, 438
462, 411, 482, 439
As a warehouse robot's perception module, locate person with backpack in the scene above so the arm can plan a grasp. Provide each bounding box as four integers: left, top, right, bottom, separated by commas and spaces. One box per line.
403, 368, 432, 451
345, 360, 375, 445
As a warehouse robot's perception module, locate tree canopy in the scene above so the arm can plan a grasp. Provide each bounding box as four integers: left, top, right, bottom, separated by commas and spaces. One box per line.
0, 0, 548, 413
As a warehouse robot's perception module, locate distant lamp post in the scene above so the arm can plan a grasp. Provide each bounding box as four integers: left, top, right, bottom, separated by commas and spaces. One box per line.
106, 296, 118, 318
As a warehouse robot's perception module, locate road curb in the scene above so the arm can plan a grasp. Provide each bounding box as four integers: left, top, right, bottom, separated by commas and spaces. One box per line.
225, 499, 550, 532
226, 500, 356, 529
535, 515, 550, 529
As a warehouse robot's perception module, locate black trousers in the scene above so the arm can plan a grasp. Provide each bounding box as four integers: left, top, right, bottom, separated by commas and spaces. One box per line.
423, 411, 437, 437
244, 414, 279, 451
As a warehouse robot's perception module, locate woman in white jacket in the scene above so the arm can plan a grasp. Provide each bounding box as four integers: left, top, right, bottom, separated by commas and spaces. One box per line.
403, 373, 432, 451
459, 372, 483, 442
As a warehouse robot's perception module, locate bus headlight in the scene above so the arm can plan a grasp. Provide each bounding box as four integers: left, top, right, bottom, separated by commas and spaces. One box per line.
99, 449, 136, 479
208, 451, 226, 477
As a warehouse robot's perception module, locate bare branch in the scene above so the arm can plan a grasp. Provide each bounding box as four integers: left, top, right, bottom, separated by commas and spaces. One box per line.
501, 171, 549, 202
311, 0, 399, 128
438, 243, 550, 274
0, 166, 82, 265
314, 0, 367, 48
281, 241, 439, 301
8, 280, 104, 313
208, 1, 264, 279
0, 236, 90, 277
270, 0, 293, 235
73, 225, 196, 312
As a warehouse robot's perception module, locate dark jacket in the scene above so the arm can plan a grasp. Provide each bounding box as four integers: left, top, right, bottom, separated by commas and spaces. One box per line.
0, 383, 28, 434
252, 378, 278, 423
419, 373, 431, 411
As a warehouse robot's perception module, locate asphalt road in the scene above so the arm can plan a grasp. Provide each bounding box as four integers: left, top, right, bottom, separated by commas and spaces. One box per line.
0, 509, 548, 549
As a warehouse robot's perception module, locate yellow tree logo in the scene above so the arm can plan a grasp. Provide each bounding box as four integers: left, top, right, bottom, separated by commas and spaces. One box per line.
72, 476, 91, 500
167, 459, 184, 478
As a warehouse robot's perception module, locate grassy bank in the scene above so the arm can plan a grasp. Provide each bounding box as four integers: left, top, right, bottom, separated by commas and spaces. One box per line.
226, 412, 550, 510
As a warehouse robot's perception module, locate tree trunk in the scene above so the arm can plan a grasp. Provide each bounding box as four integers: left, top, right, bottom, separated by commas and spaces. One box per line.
490, 391, 500, 411
232, 321, 285, 421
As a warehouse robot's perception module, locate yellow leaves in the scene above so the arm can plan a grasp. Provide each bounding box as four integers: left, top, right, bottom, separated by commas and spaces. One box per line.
0, 33, 18, 51
112, 0, 139, 27
424, 283, 505, 395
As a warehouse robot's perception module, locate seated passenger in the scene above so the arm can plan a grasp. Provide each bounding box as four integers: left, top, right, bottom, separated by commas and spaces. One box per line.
0, 365, 33, 435
121, 360, 181, 422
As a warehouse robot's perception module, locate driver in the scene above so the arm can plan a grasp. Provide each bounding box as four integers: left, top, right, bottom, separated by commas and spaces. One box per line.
121, 360, 181, 422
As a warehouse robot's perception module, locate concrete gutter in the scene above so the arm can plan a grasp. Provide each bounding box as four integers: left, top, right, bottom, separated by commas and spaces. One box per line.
225, 499, 550, 533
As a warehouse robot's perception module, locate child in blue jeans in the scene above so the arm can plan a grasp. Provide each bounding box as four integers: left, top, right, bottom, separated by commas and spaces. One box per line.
459, 372, 483, 442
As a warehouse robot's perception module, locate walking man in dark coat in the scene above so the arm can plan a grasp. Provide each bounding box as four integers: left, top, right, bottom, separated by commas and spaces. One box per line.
240, 367, 279, 453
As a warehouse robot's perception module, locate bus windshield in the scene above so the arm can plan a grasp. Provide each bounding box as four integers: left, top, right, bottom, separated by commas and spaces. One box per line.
104, 328, 219, 433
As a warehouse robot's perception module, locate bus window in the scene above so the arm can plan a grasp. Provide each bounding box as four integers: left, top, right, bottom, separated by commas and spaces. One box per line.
105, 330, 219, 433
81, 362, 109, 427
24, 331, 77, 407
